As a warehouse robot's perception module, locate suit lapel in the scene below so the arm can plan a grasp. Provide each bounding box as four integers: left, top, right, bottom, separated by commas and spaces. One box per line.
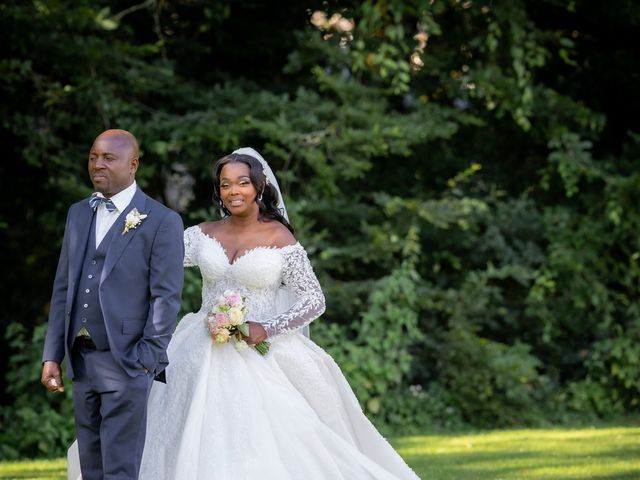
69, 200, 94, 286
101, 189, 148, 283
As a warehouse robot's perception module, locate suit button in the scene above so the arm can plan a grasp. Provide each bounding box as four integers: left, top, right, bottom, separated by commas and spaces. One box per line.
88, 274, 93, 279
85, 289, 90, 293
91, 260, 97, 265
81, 317, 87, 323
83, 303, 89, 308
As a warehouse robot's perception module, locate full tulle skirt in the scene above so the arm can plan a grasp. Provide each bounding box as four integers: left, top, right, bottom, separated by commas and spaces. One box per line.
68, 311, 419, 479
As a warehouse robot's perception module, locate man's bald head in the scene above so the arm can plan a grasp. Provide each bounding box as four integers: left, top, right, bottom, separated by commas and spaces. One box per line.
88, 129, 140, 197
94, 129, 140, 160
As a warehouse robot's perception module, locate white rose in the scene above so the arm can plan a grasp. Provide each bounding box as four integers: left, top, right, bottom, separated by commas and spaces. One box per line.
214, 329, 230, 343
228, 307, 244, 326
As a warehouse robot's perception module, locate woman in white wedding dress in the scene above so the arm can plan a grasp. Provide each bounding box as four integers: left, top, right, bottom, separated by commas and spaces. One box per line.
69, 148, 419, 480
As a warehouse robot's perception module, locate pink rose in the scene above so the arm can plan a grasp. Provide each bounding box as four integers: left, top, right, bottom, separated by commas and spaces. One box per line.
227, 294, 242, 307
215, 312, 230, 328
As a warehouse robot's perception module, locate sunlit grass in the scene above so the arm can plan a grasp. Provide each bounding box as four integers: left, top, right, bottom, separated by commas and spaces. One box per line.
0, 458, 65, 479
1, 427, 638, 479
394, 426, 640, 479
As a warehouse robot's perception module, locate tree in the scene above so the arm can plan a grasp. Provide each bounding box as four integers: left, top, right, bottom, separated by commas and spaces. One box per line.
2, 0, 639, 458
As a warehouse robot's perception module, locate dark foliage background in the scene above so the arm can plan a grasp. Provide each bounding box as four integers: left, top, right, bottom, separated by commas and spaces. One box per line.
1, 0, 639, 458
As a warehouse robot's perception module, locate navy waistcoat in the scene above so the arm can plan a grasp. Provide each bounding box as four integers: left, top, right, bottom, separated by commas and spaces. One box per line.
69, 213, 119, 350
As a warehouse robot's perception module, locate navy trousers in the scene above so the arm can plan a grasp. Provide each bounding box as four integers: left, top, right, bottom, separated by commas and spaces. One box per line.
72, 341, 153, 480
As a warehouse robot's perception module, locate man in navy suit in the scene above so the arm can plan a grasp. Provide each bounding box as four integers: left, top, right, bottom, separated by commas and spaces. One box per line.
41, 129, 184, 479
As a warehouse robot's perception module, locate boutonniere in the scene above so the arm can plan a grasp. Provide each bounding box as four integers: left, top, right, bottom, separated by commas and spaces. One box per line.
122, 208, 148, 235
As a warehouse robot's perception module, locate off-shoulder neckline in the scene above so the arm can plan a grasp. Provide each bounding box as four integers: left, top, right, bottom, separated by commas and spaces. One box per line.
190, 225, 301, 265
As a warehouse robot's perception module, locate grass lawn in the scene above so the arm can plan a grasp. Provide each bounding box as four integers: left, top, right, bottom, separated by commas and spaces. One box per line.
394, 426, 640, 479
0, 458, 66, 480
1, 426, 638, 479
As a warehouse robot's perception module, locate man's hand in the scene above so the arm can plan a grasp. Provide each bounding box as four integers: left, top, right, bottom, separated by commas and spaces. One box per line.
41, 361, 65, 393
245, 322, 268, 345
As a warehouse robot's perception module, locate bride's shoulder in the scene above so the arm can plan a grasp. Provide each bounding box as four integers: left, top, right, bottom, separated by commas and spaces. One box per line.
193, 220, 224, 237
265, 222, 297, 249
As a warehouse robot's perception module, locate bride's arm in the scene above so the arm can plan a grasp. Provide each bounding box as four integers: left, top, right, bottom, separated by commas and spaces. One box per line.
262, 244, 326, 337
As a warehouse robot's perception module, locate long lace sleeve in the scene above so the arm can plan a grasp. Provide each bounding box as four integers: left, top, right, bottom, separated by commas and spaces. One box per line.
263, 244, 326, 337
183, 226, 200, 267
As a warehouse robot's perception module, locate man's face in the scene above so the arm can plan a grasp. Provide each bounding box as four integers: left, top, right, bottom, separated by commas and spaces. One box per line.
88, 134, 138, 197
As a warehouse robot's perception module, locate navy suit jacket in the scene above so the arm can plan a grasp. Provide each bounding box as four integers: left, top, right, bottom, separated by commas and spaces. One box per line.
42, 188, 184, 380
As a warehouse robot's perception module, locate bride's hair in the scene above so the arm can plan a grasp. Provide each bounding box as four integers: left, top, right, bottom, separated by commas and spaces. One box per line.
212, 153, 294, 233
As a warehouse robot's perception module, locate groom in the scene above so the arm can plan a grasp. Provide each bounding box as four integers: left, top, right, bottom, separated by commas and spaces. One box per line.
41, 129, 184, 479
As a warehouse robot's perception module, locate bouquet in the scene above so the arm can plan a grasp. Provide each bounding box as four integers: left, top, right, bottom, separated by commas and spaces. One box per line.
205, 290, 269, 355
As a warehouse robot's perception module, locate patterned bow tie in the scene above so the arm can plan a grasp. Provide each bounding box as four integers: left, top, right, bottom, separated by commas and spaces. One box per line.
89, 194, 117, 212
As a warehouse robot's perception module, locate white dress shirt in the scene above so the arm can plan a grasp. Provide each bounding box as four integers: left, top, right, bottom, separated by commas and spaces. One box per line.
94, 181, 137, 248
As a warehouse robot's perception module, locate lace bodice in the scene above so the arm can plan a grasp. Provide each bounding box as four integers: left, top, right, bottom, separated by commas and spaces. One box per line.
183, 225, 325, 337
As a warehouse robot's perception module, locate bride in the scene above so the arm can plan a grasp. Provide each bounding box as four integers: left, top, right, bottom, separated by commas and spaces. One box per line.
69, 148, 419, 479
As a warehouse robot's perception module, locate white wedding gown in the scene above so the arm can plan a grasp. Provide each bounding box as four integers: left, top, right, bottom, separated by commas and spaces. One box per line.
68, 225, 419, 479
